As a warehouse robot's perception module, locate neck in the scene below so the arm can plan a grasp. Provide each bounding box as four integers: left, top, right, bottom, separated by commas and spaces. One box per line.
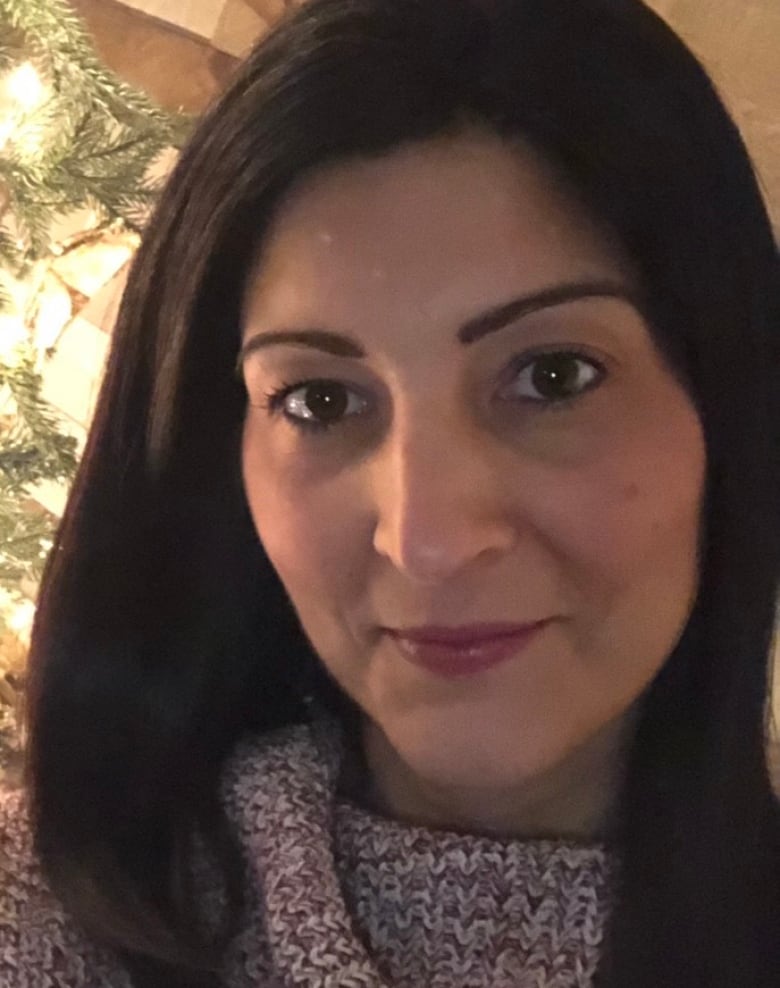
355, 709, 637, 842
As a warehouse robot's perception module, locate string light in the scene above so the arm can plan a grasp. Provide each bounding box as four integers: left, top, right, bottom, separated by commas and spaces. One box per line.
4, 62, 45, 111
0, 314, 27, 359
6, 597, 34, 640
34, 274, 72, 350
0, 62, 49, 155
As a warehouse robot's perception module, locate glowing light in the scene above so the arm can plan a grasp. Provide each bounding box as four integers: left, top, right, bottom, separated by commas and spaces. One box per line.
5, 63, 45, 111
7, 599, 35, 640
34, 276, 72, 350
0, 63, 49, 154
0, 589, 35, 651
0, 117, 15, 148
0, 314, 27, 359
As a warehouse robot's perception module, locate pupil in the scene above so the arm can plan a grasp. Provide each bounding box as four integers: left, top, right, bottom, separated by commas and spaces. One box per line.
532, 355, 580, 398
306, 382, 347, 421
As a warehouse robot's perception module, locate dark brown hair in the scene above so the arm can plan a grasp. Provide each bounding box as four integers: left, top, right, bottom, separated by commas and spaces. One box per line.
25, 1, 780, 985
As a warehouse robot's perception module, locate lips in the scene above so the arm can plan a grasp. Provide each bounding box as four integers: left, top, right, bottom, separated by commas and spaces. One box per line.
385, 621, 549, 678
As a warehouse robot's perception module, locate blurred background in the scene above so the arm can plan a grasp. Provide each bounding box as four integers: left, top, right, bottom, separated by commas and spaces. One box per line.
0, 0, 777, 784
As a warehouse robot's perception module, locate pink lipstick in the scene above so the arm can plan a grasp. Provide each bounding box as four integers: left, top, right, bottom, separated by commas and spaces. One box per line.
385, 621, 549, 679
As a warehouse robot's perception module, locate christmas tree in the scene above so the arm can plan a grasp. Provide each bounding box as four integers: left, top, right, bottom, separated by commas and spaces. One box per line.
0, 0, 185, 780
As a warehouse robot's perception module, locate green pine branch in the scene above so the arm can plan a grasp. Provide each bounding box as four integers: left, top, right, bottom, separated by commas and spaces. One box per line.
0, 505, 55, 584
0, 0, 186, 664
0, 346, 78, 482
0, 0, 189, 270
0, 345, 77, 591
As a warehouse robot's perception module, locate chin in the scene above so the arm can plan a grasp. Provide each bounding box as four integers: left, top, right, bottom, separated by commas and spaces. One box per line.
374, 702, 572, 793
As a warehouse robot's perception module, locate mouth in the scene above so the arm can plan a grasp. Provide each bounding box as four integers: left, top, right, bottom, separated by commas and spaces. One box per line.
383, 620, 551, 679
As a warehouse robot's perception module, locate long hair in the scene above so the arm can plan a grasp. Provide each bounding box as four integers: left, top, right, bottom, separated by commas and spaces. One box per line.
24, 1, 780, 985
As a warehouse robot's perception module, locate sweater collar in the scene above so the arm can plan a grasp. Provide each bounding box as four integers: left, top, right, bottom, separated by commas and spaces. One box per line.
221, 717, 614, 988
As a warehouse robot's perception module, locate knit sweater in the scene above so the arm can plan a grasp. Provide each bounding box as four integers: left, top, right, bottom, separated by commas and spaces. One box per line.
0, 719, 614, 987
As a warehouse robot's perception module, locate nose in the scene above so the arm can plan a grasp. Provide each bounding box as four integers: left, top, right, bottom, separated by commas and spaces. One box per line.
370, 414, 518, 585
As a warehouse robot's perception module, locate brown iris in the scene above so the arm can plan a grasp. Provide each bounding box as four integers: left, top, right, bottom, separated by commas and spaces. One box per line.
301, 381, 349, 423
531, 354, 587, 400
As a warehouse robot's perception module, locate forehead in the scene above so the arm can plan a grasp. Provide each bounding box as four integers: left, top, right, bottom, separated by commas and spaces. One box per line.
243, 129, 633, 336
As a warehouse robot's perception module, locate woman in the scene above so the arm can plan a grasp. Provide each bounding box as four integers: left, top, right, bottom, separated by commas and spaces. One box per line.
1, 0, 779, 986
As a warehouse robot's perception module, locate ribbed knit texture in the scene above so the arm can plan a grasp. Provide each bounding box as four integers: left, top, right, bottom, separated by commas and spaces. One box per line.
2, 718, 615, 986
332, 799, 611, 987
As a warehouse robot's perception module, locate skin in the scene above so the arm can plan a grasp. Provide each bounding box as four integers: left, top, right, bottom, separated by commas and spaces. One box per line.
239, 128, 706, 840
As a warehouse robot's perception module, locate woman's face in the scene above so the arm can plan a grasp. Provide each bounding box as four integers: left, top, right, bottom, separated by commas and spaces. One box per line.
240, 130, 705, 814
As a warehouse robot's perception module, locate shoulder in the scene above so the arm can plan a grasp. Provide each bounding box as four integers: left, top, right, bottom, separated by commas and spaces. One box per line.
0, 786, 130, 988
219, 717, 343, 851
222, 718, 339, 799
0, 786, 41, 922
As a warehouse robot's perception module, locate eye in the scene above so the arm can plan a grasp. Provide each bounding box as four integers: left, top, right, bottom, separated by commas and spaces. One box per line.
263, 378, 369, 432
503, 351, 605, 405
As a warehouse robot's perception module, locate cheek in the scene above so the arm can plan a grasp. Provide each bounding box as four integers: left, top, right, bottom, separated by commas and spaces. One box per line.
241, 417, 368, 595
529, 402, 706, 605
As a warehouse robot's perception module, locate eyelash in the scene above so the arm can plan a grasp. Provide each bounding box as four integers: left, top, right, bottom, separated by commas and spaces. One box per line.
260, 380, 357, 435
259, 348, 606, 435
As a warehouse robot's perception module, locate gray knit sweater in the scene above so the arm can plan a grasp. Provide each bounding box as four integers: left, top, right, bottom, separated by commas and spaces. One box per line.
0, 719, 614, 987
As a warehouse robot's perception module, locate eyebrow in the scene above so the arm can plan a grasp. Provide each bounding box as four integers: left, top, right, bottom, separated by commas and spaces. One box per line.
237, 279, 644, 365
